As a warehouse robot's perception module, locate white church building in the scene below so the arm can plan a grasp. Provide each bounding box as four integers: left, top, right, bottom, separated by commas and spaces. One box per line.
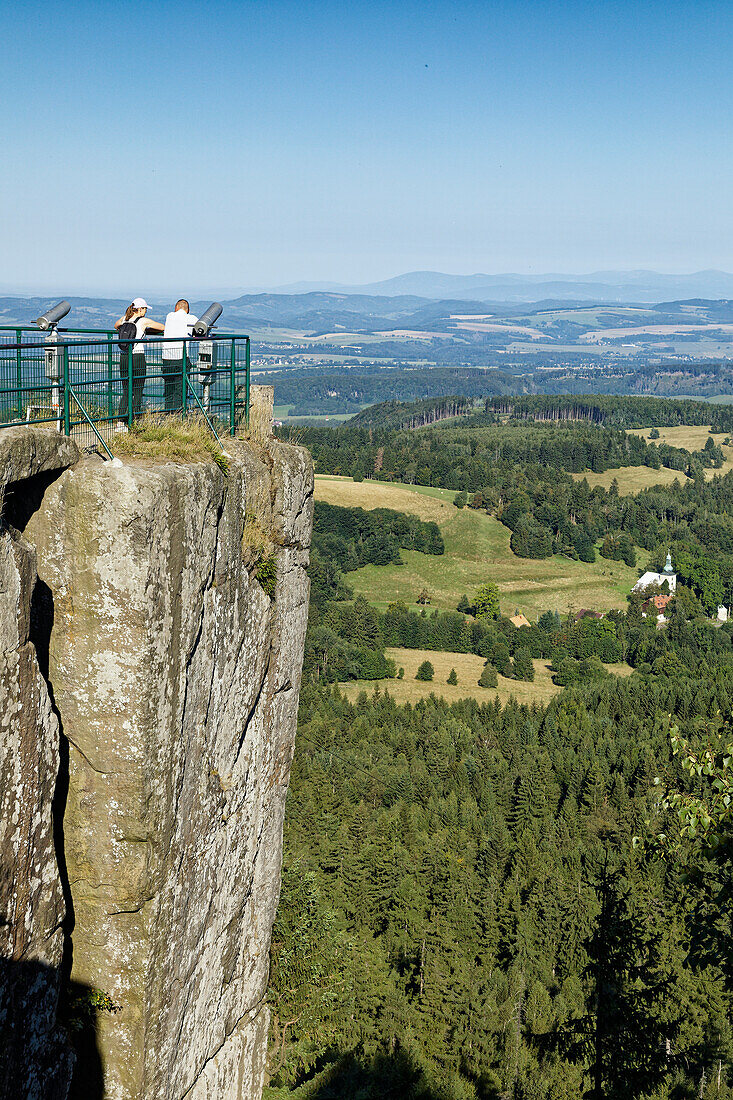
632, 552, 729, 622
632, 551, 677, 595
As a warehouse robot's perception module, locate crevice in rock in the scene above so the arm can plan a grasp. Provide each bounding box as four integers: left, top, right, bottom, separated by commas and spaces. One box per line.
2, 468, 66, 533
29, 574, 75, 986
176, 994, 269, 1100
234, 648, 272, 765
64, 736, 114, 778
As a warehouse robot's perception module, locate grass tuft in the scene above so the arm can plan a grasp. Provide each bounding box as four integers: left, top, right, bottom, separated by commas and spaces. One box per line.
255, 556, 277, 597
241, 479, 278, 597
110, 415, 229, 471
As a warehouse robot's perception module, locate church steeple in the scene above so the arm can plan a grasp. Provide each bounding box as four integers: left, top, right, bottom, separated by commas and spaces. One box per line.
663, 551, 674, 575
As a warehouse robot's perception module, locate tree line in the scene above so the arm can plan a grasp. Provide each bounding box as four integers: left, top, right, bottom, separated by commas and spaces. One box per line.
291, 418, 723, 490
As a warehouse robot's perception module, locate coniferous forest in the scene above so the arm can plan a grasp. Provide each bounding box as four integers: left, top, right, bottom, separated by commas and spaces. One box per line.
265, 396, 733, 1100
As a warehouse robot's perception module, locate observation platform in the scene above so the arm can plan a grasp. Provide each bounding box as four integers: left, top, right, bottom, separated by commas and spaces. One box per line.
0, 323, 251, 454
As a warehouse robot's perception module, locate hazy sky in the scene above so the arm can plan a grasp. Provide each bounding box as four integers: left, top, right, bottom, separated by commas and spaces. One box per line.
5, 0, 733, 294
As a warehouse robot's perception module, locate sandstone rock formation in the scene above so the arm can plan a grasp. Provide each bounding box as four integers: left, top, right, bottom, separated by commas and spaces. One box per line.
1, 426, 312, 1100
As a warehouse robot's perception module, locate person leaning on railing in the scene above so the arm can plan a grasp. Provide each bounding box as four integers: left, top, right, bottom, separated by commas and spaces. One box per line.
162, 299, 198, 412
113, 297, 164, 429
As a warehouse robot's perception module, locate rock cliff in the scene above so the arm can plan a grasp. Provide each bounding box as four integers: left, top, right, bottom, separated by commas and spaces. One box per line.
0, 426, 313, 1100
0, 428, 79, 1100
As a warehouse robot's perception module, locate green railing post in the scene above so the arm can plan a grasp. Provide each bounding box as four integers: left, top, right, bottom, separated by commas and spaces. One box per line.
127, 349, 133, 431
62, 345, 70, 436
15, 329, 22, 421
182, 346, 188, 419
245, 337, 251, 427
229, 339, 236, 435
107, 335, 114, 421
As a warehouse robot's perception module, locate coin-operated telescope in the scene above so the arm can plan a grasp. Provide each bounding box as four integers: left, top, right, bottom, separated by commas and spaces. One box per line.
36, 300, 71, 331
193, 304, 223, 411
35, 301, 71, 428
192, 303, 222, 337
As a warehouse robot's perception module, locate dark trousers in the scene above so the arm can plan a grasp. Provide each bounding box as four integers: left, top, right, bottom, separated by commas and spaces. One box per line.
119, 353, 146, 419
162, 355, 187, 412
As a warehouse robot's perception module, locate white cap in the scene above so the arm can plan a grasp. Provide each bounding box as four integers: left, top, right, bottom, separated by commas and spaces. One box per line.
132, 297, 148, 309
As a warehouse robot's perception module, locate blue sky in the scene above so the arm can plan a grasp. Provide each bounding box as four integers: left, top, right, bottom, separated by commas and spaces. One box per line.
5, 0, 733, 294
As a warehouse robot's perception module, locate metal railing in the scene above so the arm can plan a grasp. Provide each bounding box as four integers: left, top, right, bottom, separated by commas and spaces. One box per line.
0, 330, 251, 448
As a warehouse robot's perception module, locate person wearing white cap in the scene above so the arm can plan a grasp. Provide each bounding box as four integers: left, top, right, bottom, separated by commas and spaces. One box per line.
113, 298, 164, 425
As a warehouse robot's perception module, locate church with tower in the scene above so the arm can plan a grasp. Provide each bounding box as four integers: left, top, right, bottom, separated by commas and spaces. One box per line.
631, 552, 729, 623
632, 551, 677, 596
632, 551, 677, 621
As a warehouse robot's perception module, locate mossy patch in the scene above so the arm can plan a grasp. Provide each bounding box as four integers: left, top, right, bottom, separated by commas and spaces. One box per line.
241, 478, 278, 597
255, 556, 277, 597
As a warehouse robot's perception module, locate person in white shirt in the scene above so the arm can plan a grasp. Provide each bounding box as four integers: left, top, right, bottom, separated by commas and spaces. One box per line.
162, 299, 198, 412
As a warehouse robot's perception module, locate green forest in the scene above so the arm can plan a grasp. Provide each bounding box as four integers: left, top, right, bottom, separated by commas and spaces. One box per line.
266, 362, 733, 417
266, 395, 733, 1100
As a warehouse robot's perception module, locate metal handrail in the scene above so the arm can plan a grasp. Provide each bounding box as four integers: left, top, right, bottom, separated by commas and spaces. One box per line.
0, 326, 248, 338
0, 332, 251, 443
0, 325, 116, 337
0, 333, 245, 350
67, 384, 116, 461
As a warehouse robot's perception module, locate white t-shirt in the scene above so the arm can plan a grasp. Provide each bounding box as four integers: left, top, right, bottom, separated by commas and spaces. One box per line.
162, 310, 198, 359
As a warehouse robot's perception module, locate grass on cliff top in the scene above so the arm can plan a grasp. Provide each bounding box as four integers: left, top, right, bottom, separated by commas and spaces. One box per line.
110, 416, 229, 471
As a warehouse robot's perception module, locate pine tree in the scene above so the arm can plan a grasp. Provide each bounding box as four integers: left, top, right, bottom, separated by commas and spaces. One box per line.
564, 865, 680, 1100
512, 647, 535, 681
479, 662, 498, 688
475, 582, 500, 620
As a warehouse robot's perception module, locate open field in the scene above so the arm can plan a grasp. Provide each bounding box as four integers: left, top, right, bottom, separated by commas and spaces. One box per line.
340, 649, 559, 706
626, 424, 722, 450
581, 323, 733, 342
449, 320, 544, 338
530, 307, 656, 324
314, 476, 642, 619
568, 426, 733, 491
570, 465, 684, 493
626, 425, 733, 479
315, 475, 456, 519
273, 406, 356, 423
297, 331, 440, 346
338, 648, 634, 707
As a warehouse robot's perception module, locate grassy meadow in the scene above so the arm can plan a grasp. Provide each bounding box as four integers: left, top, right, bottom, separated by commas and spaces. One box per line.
626, 424, 720, 450
569, 465, 684, 492
339, 647, 633, 707
314, 475, 642, 620
627, 425, 733, 479
565, 426, 733, 491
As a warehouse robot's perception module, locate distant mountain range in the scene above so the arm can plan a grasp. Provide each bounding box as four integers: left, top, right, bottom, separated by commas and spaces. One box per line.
4, 284, 733, 343
7, 270, 733, 307
267, 270, 733, 303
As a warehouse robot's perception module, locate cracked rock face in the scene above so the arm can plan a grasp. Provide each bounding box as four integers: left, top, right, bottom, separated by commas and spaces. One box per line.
0, 428, 79, 1100
24, 436, 312, 1100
